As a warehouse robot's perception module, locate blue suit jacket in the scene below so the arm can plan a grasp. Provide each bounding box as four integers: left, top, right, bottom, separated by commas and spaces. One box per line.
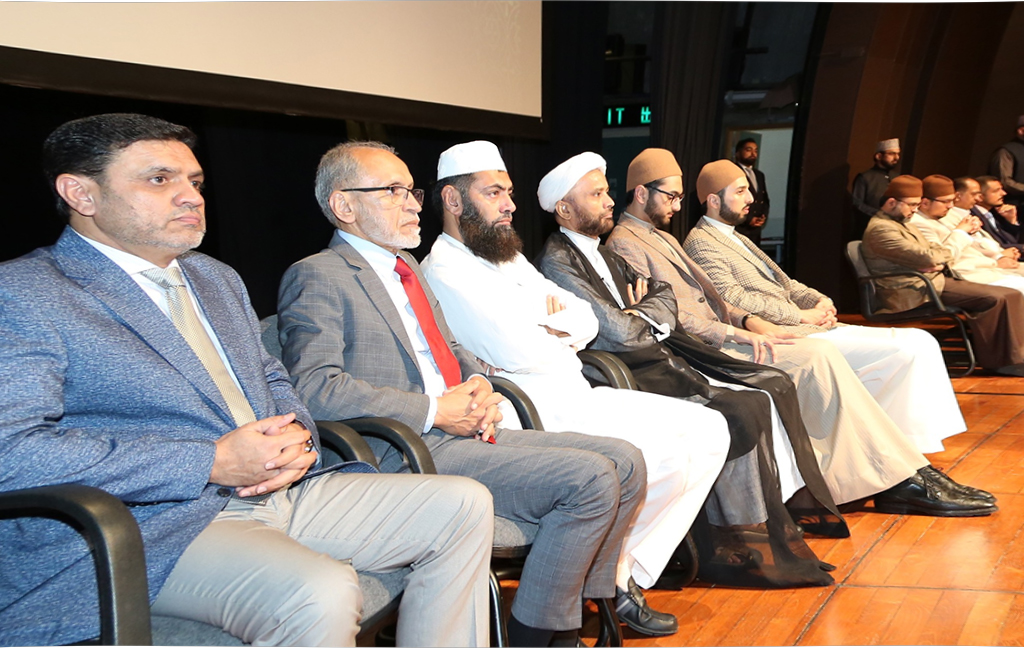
0, 227, 315, 645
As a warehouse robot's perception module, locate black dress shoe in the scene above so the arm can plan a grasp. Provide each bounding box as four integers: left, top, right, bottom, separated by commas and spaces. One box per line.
615, 577, 678, 637
874, 472, 997, 517
918, 466, 996, 503
994, 363, 1024, 377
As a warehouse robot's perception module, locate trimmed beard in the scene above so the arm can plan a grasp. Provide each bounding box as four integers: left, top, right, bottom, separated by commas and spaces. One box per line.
643, 199, 672, 229
718, 203, 746, 226
459, 199, 522, 264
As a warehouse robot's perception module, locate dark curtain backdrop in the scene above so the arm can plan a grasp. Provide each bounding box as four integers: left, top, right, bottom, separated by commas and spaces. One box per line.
650, 2, 737, 240
0, 2, 607, 318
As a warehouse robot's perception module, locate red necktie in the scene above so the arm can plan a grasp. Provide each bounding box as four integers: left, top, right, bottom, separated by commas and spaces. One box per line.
394, 256, 462, 388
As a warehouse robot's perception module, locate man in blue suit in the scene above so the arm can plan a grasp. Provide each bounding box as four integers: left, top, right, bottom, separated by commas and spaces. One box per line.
0, 114, 494, 647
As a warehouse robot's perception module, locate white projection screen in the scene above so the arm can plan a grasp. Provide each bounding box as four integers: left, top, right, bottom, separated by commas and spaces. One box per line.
0, 1, 544, 136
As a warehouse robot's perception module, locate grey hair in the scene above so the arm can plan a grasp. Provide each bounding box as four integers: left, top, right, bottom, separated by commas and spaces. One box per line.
315, 140, 396, 224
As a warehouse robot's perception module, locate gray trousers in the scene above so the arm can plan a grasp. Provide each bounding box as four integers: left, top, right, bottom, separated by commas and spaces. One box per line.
151, 472, 494, 647
389, 428, 646, 631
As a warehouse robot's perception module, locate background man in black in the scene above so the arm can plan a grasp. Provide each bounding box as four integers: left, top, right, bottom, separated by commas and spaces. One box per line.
734, 138, 769, 245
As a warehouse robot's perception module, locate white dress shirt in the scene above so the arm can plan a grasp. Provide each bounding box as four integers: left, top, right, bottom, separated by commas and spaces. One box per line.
73, 228, 244, 392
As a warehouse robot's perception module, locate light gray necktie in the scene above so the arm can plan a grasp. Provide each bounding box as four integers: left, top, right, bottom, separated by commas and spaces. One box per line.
141, 266, 256, 426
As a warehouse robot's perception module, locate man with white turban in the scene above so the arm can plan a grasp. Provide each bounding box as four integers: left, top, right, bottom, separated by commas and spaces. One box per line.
421, 141, 732, 636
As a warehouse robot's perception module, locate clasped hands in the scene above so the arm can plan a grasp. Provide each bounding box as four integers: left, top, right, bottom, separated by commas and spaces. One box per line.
434, 375, 505, 443
212, 412, 317, 498
799, 297, 838, 328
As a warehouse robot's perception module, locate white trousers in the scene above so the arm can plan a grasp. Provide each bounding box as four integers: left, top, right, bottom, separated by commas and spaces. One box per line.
151, 472, 494, 647
502, 373, 730, 588
808, 325, 966, 453
991, 273, 1024, 294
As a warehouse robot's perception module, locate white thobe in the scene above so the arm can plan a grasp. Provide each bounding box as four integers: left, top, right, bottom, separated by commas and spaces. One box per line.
703, 217, 966, 454
422, 233, 730, 588
910, 213, 1024, 293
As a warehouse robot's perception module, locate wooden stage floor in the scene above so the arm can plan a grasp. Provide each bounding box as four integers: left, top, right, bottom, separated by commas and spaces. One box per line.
620, 371, 1024, 647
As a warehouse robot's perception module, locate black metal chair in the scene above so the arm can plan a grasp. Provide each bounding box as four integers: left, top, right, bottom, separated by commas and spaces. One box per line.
0, 421, 410, 646
845, 240, 975, 376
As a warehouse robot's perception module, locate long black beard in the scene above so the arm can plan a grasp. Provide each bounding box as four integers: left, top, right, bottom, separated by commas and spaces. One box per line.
460, 201, 523, 264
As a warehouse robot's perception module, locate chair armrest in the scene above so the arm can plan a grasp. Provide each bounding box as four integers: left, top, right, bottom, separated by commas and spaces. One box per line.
0, 484, 152, 645
343, 417, 438, 475
857, 268, 950, 310
315, 420, 379, 467
488, 376, 544, 431
578, 349, 638, 389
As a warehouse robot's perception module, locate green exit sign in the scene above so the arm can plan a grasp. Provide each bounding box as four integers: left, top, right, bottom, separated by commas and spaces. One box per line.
605, 105, 651, 128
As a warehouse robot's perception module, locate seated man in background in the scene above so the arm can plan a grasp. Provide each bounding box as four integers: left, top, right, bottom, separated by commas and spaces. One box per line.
685, 161, 969, 454
861, 175, 1024, 376
607, 148, 993, 515
277, 140, 649, 647
421, 141, 730, 628
0, 114, 495, 647
973, 176, 1024, 253
942, 176, 1021, 266
909, 174, 1024, 293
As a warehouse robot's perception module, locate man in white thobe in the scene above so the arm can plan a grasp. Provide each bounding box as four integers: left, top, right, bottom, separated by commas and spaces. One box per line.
941, 176, 1024, 271
910, 174, 1024, 294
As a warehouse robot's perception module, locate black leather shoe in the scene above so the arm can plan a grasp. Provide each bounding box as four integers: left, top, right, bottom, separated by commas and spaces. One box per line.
874, 472, 997, 517
919, 466, 996, 503
615, 577, 678, 636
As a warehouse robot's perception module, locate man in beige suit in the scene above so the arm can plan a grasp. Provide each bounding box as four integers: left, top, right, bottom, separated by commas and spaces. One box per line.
862, 174, 1024, 374
683, 161, 965, 456
607, 148, 993, 511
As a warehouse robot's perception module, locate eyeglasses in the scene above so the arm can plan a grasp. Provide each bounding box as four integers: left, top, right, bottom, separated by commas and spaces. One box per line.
341, 185, 424, 206
928, 197, 955, 205
647, 185, 685, 204
898, 199, 922, 209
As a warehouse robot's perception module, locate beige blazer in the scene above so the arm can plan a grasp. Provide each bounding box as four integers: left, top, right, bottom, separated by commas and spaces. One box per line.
860, 213, 953, 313
607, 214, 746, 348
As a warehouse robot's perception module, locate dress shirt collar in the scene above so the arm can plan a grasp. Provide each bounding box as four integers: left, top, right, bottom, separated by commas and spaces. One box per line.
621, 211, 656, 232
72, 227, 182, 275
336, 229, 405, 277
702, 214, 737, 237
560, 226, 601, 260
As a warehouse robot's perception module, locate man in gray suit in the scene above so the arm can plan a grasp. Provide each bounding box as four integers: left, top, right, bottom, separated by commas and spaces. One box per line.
277, 141, 648, 647
0, 114, 494, 647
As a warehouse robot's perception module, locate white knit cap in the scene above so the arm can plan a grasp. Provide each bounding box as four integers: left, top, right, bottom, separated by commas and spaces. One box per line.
537, 152, 607, 212
437, 141, 507, 181
876, 138, 900, 152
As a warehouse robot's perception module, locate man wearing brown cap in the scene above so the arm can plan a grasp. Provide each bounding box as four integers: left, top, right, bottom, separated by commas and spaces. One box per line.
851, 138, 901, 234
608, 148, 994, 517
909, 175, 1024, 292
862, 175, 1024, 375
685, 162, 969, 454
988, 115, 1024, 209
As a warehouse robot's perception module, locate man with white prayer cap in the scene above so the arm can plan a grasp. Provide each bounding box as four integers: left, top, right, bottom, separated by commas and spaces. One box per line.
422, 142, 733, 637
851, 137, 902, 234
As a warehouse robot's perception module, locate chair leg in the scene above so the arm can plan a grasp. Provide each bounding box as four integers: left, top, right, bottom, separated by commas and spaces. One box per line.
489, 569, 509, 648
594, 598, 624, 647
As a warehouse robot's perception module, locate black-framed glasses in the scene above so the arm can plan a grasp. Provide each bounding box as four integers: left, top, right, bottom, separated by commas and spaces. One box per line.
341, 185, 425, 206
647, 185, 684, 204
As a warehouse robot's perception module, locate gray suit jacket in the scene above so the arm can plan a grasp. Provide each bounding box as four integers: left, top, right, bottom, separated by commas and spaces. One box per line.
277, 232, 481, 467
684, 218, 828, 335
0, 227, 314, 646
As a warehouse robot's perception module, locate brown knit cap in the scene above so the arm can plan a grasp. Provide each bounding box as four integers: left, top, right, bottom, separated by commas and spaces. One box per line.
883, 175, 923, 199
922, 174, 955, 198
626, 148, 682, 192
695, 160, 745, 204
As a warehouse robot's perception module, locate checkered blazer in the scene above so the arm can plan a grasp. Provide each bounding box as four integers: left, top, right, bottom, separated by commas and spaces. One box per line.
683, 217, 828, 333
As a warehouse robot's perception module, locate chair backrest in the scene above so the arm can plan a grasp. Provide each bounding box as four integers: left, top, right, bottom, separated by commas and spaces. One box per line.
259, 315, 283, 361
843, 240, 881, 317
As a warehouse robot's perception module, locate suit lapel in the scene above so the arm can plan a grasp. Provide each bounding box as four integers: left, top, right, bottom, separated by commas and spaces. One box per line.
54, 230, 237, 425
330, 237, 421, 370
698, 220, 779, 284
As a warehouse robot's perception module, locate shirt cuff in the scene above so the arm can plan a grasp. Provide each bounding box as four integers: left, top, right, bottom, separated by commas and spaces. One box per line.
425, 397, 439, 435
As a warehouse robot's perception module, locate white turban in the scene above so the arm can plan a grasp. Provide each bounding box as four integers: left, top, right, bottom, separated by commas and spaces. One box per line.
537, 152, 607, 212
437, 140, 507, 181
